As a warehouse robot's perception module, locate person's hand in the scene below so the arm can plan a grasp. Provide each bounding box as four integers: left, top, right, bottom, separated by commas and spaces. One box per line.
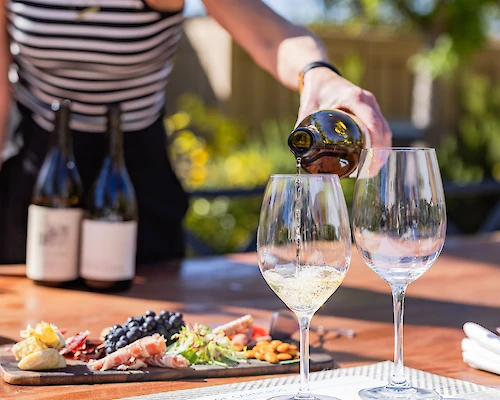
297, 67, 392, 148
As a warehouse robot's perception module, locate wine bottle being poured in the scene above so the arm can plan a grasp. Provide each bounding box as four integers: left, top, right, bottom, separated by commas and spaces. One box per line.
288, 110, 368, 177
80, 103, 138, 292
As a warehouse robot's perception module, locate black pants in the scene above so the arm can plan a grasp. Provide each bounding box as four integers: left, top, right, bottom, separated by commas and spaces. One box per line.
0, 106, 189, 265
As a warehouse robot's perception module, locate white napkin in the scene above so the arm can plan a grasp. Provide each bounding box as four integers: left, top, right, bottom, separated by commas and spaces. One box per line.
462, 322, 500, 375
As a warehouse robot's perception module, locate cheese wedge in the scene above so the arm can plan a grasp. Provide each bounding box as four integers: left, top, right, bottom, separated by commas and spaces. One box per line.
18, 348, 66, 371
12, 337, 48, 361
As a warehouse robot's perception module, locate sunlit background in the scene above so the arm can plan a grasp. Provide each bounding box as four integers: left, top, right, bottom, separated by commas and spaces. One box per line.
159, 0, 500, 256
184, 0, 349, 23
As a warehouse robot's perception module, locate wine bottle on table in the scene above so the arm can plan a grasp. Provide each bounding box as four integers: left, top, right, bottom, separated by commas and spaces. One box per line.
26, 99, 83, 287
80, 104, 138, 292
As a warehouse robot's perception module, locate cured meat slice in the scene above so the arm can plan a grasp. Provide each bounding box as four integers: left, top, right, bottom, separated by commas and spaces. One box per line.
89, 334, 166, 371
146, 353, 189, 368
213, 315, 253, 337
117, 358, 148, 370
60, 331, 90, 355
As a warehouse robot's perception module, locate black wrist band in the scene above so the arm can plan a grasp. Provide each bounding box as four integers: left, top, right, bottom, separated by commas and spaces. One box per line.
298, 61, 342, 93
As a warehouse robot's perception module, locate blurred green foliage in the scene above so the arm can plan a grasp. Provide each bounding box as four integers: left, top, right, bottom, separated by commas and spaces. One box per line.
166, 94, 295, 190
318, 0, 498, 78
439, 74, 500, 183
165, 94, 356, 255
165, 94, 293, 254
438, 73, 500, 233
339, 53, 366, 86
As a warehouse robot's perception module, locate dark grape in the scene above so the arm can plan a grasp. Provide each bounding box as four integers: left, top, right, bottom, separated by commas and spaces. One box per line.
104, 309, 185, 354
167, 328, 178, 338
126, 330, 136, 341
108, 335, 119, 343
145, 317, 156, 329
173, 320, 183, 328
115, 327, 125, 337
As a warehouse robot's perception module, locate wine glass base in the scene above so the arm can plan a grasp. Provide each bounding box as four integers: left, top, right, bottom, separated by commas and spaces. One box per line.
359, 386, 441, 399
268, 395, 341, 400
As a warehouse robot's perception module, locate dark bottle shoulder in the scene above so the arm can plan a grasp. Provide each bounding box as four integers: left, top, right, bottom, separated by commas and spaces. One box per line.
92, 160, 136, 201
87, 161, 137, 220
298, 110, 363, 144
33, 151, 83, 207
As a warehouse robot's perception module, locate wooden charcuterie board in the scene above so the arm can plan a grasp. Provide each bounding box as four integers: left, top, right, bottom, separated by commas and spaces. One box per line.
0, 346, 335, 386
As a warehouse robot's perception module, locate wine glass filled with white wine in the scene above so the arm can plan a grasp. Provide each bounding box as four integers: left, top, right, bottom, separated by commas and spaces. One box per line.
257, 174, 351, 400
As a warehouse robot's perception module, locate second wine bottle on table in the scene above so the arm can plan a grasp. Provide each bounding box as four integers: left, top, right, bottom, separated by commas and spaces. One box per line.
80, 104, 138, 292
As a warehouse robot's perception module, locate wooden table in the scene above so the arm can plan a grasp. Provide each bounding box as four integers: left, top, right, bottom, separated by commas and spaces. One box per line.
1, 234, 500, 399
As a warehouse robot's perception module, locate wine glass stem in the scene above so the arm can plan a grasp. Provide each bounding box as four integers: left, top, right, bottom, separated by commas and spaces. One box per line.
389, 283, 409, 389
297, 314, 313, 398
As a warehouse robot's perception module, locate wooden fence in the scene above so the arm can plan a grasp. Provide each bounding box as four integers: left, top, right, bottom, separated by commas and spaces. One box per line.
166, 17, 500, 143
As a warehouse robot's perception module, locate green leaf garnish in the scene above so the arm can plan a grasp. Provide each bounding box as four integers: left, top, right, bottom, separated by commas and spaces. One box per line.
166, 324, 246, 367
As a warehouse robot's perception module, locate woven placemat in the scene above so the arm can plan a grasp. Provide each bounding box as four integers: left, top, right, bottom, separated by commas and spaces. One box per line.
122, 361, 500, 400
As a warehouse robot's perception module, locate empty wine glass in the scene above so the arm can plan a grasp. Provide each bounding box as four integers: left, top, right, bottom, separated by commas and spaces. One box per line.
257, 174, 351, 400
353, 148, 446, 399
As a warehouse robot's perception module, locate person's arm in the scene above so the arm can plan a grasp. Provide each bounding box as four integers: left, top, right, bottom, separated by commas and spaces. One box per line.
201, 0, 324, 91
0, 4, 12, 168
201, 0, 391, 147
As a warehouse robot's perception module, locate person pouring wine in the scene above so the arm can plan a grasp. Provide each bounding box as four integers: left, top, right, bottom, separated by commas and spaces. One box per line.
0, 0, 392, 267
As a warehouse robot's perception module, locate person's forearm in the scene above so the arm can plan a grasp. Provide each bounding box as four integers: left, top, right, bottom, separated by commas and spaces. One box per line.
202, 0, 328, 91
202, 0, 392, 149
275, 30, 328, 91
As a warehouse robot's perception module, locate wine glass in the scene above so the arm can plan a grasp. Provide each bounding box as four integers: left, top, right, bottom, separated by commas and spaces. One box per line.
353, 148, 446, 400
257, 174, 351, 400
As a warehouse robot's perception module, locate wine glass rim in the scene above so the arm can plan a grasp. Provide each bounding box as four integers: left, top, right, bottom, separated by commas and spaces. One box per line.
269, 173, 341, 179
361, 147, 435, 152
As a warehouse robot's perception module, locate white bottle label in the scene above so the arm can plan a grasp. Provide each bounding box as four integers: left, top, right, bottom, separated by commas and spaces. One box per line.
80, 220, 137, 281
26, 205, 83, 282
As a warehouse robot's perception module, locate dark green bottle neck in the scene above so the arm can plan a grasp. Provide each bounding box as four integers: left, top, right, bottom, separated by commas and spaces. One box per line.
52, 106, 73, 156
107, 108, 125, 164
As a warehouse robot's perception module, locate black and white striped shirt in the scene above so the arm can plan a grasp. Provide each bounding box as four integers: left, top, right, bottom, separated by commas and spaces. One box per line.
8, 0, 184, 132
